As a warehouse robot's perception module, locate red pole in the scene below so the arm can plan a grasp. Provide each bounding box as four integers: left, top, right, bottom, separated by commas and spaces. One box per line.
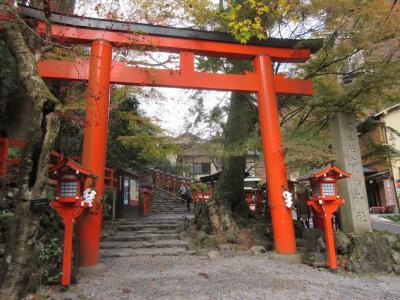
61, 211, 74, 286
246, 191, 252, 208
0, 137, 9, 178
78, 39, 112, 267
254, 55, 296, 255
322, 204, 339, 270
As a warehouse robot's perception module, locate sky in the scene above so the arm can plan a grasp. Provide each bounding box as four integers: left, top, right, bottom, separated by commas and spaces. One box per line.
74, 0, 228, 138
138, 88, 228, 137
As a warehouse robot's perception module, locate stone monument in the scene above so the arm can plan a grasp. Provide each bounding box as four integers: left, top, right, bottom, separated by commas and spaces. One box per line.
329, 112, 372, 233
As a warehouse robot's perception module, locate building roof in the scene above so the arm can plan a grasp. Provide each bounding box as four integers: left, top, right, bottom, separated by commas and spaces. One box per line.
199, 169, 252, 183
373, 104, 400, 119
118, 168, 140, 179
365, 170, 391, 180
363, 166, 378, 174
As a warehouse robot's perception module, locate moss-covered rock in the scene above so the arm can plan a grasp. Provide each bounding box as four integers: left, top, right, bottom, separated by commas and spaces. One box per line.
193, 231, 219, 249
335, 231, 351, 254
345, 231, 400, 273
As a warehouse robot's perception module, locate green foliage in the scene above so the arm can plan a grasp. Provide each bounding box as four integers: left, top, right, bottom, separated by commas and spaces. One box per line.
388, 215, 400, 223
102, 192, 113, 220
224, 0, 291, 42
154, 158, 194, 177
31, 204, 64, 285
35, 237, 62, 285
282, 126, 334, 173
363, 138, 400, 163
107, 88, 180, 168
0, 210, 14, 243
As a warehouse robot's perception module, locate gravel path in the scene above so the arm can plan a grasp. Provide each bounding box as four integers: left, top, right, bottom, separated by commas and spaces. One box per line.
49, 252, 400, 300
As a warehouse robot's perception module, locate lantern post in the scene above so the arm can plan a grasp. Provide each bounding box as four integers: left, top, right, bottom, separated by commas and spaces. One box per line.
49, 159, 95, 286
140, 177, 153, 216
300, 162, 351, 271
246, 191, 252, 209
161, 173, 165, 190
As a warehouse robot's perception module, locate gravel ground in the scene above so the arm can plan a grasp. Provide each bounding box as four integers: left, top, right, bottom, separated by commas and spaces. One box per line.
46, 252, 400, 300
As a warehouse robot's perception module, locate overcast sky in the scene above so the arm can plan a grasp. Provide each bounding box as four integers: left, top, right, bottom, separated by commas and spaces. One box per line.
75, 0, 227, 138
138, 88, 228, 137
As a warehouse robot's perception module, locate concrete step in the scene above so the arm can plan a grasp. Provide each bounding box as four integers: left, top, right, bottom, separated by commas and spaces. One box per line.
151, 206, 184, 210
127, 229, 179, 235
101, 247, 188, 258
104, 233, 181, 242
103, 229, 179, 239
152, 199, 191, 203
116, 224, 179, 231
101, 239, 188, 249
151, 211, 184, 213
151, 203, 183, 207
115, 219, 183, 225
151, 210, 185, 214
151, 204, 184, 207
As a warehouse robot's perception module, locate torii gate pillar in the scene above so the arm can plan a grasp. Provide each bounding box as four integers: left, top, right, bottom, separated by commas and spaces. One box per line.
78, 39, 112, 267
254, 55, 296, 254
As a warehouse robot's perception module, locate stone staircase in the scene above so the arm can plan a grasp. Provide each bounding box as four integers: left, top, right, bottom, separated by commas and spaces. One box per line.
100, 189, 193, 258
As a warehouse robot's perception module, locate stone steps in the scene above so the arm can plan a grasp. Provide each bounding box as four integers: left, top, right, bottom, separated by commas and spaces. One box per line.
152, 209, 185, 214
101, 247, 188, 257
115, 219, 182, 225
100, 190, 193, 260
120, 229, 179, 235
105, 233, 181, 242
115, 224, 179, 231
101, 239, 188, 250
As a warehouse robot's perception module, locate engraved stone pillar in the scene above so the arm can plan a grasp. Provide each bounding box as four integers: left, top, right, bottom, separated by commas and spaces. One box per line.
329, 112, 372, 233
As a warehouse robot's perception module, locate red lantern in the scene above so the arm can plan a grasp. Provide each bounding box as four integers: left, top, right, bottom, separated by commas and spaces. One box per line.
299, 162, 351, 271
49, 158, 96, 286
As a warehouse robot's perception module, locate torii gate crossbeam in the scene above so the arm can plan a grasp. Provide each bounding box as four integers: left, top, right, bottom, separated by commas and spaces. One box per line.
16, 5, 322, 285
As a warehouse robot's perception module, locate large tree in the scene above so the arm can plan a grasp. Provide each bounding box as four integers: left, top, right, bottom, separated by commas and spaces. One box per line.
0, 1, 77, 298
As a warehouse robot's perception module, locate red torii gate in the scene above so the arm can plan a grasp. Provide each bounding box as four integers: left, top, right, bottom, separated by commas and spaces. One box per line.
19, 6, 321, 273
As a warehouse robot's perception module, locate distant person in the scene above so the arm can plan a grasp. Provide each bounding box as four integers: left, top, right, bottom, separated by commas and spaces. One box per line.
185, 186, 192, 212
180, 183, 187, 203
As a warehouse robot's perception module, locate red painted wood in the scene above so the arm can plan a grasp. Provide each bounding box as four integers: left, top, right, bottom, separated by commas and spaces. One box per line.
78, 40, 112, 268
254, 55, 297, 255
37, 59, 313, 95
37, 22, 311, 62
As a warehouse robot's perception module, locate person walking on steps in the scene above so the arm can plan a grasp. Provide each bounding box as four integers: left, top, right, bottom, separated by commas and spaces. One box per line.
180, 183, 187, 204
185, 186, 192, 212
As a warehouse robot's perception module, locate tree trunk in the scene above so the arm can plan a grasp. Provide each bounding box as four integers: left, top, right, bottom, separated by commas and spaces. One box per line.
214, 92, 256, 216
0, 15, 61, 299
196, 92, 257, 236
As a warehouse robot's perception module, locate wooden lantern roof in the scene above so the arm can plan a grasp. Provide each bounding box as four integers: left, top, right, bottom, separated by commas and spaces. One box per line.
298, 162, 351, 181
49, 158, 95, 179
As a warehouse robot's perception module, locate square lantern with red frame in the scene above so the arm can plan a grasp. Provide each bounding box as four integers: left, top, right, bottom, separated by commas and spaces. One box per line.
49, 158, 95, 205
48, 158, 96, 287
298, 162, 351, 272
